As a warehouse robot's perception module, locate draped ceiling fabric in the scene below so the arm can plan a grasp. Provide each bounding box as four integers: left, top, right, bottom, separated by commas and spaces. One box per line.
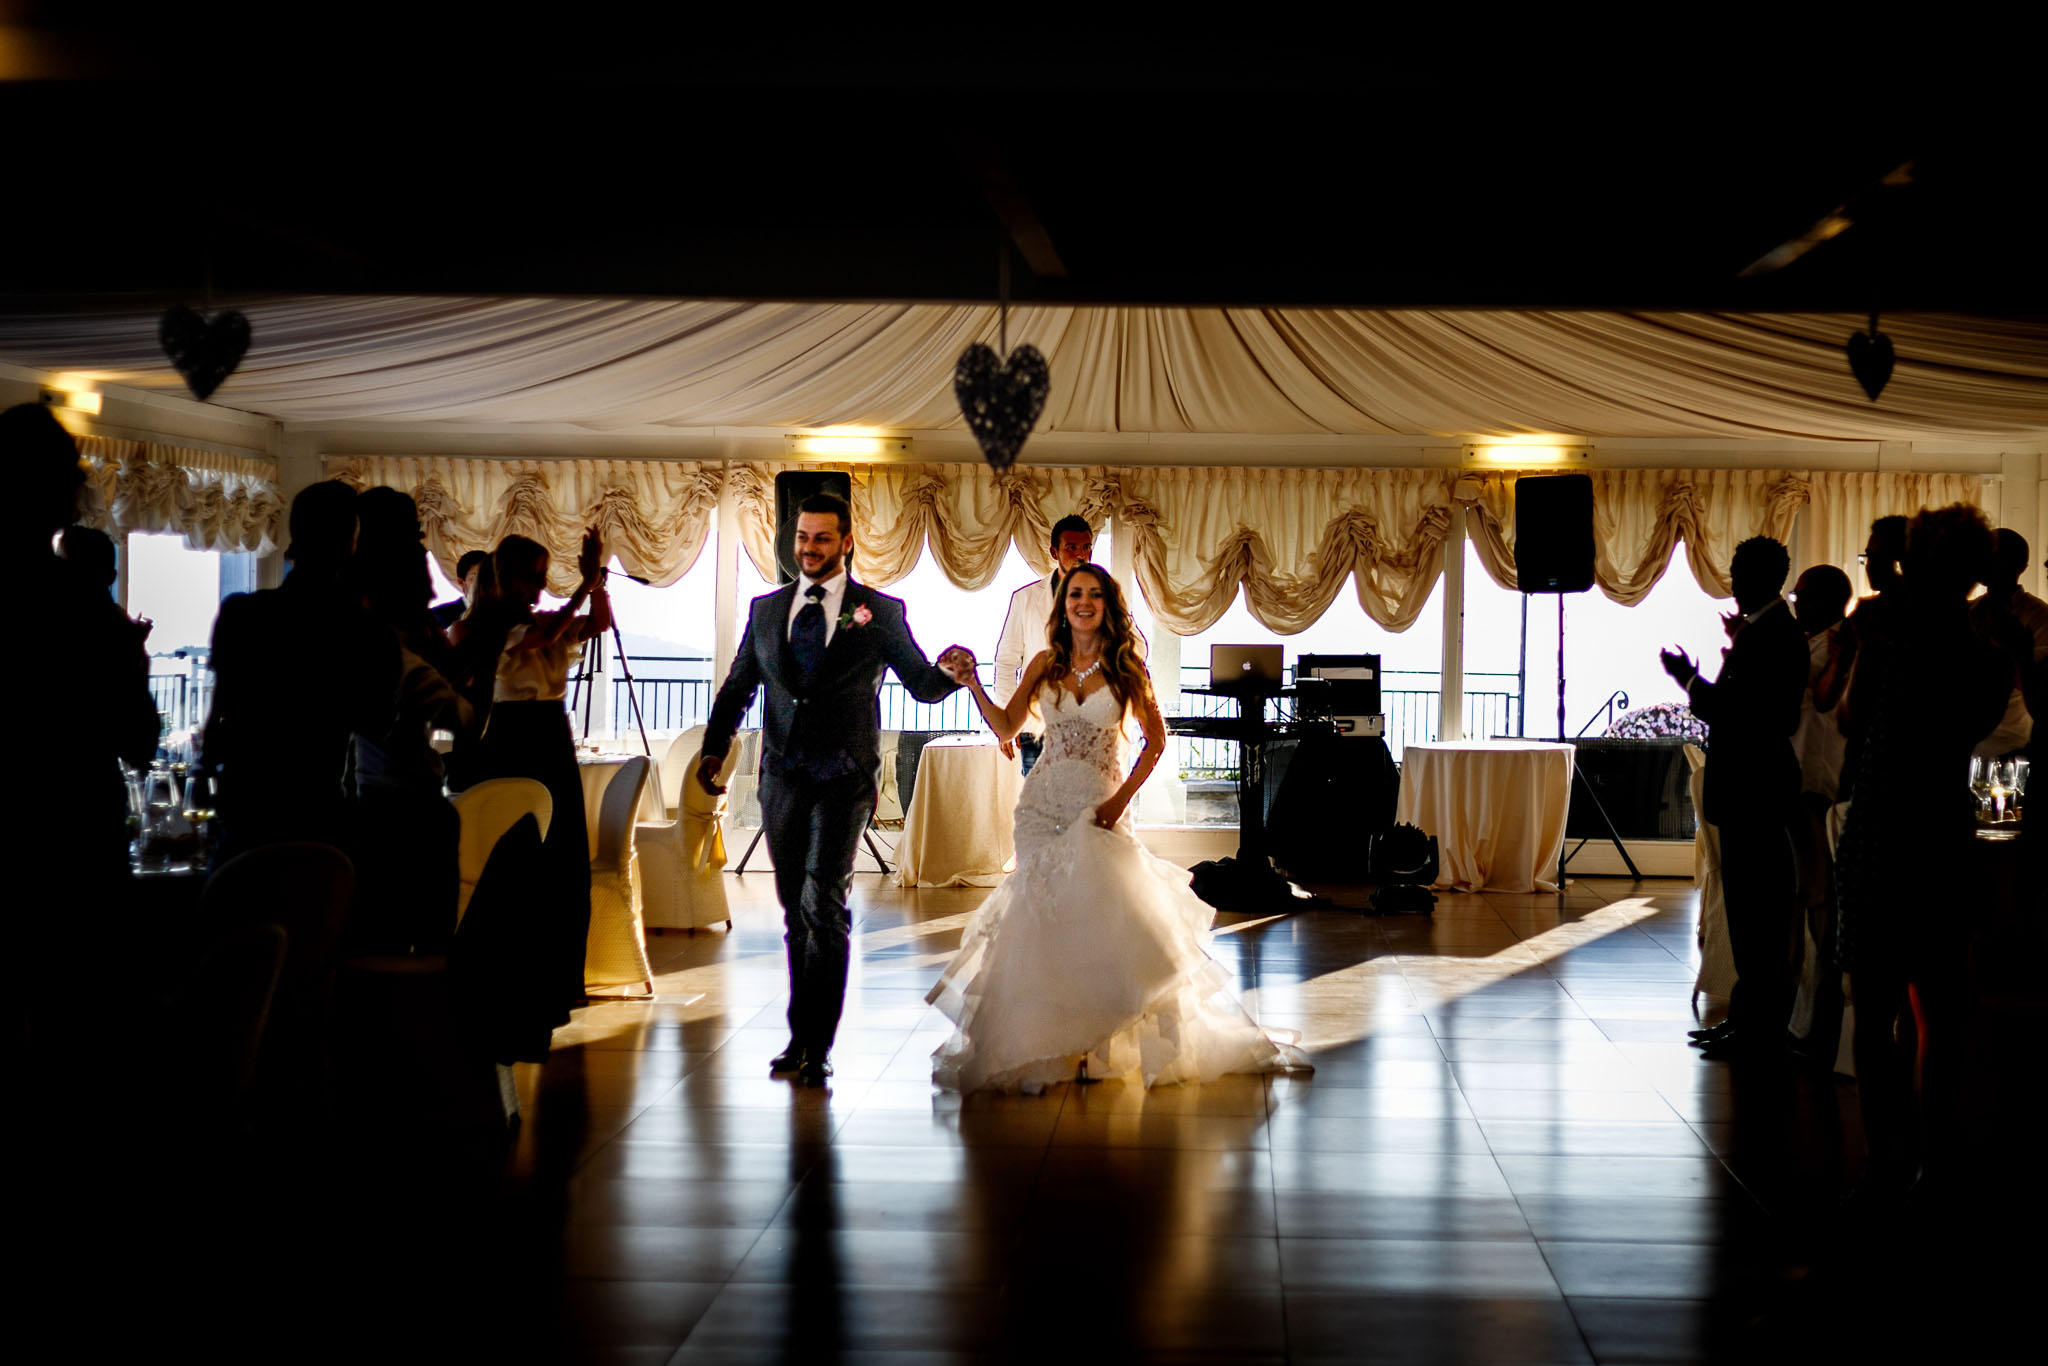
7, 299, 2046, 440
327, 456, 722, 595
74, 436, 283, 555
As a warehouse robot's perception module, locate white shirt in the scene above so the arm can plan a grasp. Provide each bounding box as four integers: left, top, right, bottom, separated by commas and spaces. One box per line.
1970, 586, 2048, 756
494, 621, 582, 702
786, 567, 849, 647
1792, 622, 1848, 796
992, 573, 1056, 718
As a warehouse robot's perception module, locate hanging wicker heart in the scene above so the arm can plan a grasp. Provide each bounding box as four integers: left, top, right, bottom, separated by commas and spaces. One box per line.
954, 342, 1050, 473
1846, 325, 1895, 402
159, 305, 251, 402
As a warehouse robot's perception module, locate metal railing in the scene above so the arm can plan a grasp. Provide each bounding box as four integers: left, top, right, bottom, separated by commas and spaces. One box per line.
612, 655, 994, 736
148, 653, 213, 739
606, 654, 1529, 778
1169, 666, 1524, 777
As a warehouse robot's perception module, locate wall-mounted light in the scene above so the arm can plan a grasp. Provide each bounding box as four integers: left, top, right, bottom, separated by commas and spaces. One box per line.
40, 385, 103, 417
784, 434, 912, 459
1462, 442, 1590, 470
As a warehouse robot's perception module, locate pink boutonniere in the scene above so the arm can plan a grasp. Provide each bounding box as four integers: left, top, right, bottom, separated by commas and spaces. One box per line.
840, 603, 873, 629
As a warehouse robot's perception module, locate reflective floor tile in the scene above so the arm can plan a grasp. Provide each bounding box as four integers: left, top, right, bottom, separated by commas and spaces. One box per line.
1494, 1155, 1737, 1200
1474, 1119, 1714, 1157
1279, 1237, 1559, 1296
1272, 1191, 1532, 1241
1285, 1292, 1593, 1365
561, 1225, 765, 1282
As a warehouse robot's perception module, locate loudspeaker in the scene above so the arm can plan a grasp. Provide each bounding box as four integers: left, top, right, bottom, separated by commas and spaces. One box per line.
1263, 733, 1398, 882
773, 470, 854, 584
1514, 474, 1596, 593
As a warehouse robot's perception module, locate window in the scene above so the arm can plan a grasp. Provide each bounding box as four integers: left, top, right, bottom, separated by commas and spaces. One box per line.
125, 533, 252, 737
1463, 540, 1729, 743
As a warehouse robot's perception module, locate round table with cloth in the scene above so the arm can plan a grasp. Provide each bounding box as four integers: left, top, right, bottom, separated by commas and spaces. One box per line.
894, 736, 1025, 888
1394, 740, 1575, 893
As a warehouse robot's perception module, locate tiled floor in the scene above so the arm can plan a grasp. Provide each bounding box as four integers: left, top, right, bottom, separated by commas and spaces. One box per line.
470, 872, 1871, 1363
83, 864, 2032, 1363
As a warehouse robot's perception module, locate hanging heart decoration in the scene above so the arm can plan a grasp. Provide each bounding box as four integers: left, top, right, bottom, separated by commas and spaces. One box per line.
159, 305, 252, 402
1846, 317, 1895, 402
954, 342, 1050, 473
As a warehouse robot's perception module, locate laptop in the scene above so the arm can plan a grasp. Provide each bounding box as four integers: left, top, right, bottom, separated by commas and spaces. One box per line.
1209, 644, 1285, 694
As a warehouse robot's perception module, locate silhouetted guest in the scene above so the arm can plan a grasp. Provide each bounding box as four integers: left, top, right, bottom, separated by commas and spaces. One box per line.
202, 480, 396, 865
1969, 529, 2048, 759
431, 548, 489, 630
1835, 504, 2010, 1201
9, 406, 158, 917
346, 490, 513, 954
450, 529, 610, 1016
1818, 516, 1909, 805
1662, 537, 1809, 1059
58, 524, 116, 592
1787, 563, 1854, 1061
60, 523, 152, 652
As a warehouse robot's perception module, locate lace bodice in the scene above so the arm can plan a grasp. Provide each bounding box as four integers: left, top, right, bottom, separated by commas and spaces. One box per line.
1037, 685, 1129, 782
1014, 684, 1130, 841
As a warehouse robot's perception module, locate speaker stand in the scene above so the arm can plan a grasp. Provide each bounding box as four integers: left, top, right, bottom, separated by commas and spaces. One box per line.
1543, 593, 1643, 891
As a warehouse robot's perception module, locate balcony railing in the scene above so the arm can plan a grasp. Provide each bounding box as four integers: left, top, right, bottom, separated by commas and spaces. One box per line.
148, 653, 214, 740
609, 657, 1524, 780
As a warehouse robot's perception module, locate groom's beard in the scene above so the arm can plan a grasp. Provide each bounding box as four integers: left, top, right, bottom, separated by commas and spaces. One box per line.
801, 550, 845, 580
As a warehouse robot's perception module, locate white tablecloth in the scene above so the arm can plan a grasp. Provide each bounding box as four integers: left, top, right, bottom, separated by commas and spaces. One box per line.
894, 736, 1023, 888
1394, 740, 1574, 893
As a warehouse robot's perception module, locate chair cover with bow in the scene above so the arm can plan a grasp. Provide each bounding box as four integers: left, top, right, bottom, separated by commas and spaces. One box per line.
639, 733, 741, 932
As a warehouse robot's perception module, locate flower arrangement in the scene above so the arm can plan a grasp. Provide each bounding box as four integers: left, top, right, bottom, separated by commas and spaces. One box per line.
838, 603, 873, 630
1606, 702, 1710, 743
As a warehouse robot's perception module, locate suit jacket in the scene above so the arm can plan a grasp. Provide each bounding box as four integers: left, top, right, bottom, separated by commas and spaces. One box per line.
1687, 598, 1808, 825
703, 578, 960, 783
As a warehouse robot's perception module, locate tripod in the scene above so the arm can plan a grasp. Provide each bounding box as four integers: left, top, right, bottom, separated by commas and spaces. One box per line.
567, 570, 654, 757
1542, 592, 1642, 890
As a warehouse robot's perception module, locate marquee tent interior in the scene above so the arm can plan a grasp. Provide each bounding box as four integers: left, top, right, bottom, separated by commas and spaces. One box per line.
7, 299, 2043, 713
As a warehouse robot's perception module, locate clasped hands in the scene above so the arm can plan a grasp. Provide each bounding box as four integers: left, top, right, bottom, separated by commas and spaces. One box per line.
936, 645, 978, 683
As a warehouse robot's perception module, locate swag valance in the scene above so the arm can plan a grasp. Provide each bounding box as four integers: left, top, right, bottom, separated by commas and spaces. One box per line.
330, 457, 1986, 632
76, 436, 283, 555
329, 456, 723, 596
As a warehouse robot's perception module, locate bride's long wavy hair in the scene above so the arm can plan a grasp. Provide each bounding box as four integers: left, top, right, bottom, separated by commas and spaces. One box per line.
1043, 563, 1154, 723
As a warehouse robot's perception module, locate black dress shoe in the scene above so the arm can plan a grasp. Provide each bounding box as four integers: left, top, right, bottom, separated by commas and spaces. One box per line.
1688, 1020, 1738, 1045
1698, 1030, 1786, 1062
769, 1043, 803, 1073
796, 1055, 832, 1087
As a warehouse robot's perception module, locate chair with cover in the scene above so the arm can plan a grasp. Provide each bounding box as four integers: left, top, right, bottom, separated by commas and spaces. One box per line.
639, 732, 741, 933
450, 778, 553, 925
583, 754, 654, 996
199, 842, 355, 1130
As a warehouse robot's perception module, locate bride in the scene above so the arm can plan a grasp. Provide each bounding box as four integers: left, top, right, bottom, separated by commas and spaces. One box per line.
927, 563, 1308, 1094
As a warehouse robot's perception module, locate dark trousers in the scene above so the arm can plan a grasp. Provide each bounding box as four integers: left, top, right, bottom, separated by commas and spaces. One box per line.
1719, 812, 1797, 1034
1018, 732, 1043, 776
761, 766, 877, 1056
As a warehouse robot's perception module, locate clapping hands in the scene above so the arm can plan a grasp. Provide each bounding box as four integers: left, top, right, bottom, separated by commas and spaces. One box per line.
1659, 646, 1698, 688
576, 525, 604, 585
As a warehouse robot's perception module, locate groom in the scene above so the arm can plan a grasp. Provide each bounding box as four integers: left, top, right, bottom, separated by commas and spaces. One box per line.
699, 491, 971, 1086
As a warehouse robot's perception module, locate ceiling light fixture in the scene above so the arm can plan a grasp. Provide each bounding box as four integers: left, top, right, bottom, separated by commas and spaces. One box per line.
1462, 442, 1590, 470
783, 435, 912, 459
39, 385, 102, 417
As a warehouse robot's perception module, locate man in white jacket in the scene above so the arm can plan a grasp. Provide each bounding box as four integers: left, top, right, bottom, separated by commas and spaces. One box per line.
993, 515, 1099, 773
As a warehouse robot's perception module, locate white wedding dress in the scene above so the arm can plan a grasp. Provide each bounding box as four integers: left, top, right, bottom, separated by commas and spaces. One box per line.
928, 682, 1308, 1094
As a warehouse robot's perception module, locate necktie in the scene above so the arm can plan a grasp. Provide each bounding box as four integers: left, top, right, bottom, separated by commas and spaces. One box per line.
790, 584, 827, 683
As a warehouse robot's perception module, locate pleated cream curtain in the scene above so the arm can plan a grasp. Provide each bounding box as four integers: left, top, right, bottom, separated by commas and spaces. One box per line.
730, 462, 1454, 634
327, 456, 722, 594
1467, 469, 1813, 603
75, 435, 284, 555
327, 456, 1991, 633
1803, 471, 1986, 589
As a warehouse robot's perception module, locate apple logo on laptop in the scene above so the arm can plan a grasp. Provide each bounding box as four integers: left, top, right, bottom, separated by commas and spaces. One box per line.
1241, 661, 1252, 672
